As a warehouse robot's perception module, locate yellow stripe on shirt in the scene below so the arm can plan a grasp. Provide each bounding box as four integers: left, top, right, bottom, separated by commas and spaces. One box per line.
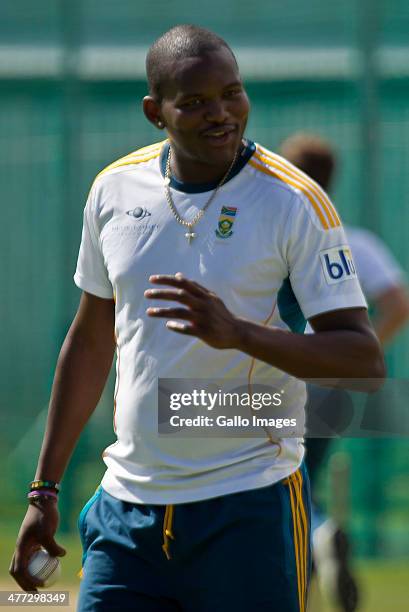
249, 149, 341, 231
256, 147, 341, 228
249, 157, 329, 230
96, 141, 164, 180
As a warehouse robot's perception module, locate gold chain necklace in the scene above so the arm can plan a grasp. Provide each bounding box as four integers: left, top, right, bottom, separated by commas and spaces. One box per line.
164, 145, 239, 244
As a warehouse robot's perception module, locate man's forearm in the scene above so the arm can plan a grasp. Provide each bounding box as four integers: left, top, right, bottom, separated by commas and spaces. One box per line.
234, 319, 385, 382
145, 275, 385, 387
35, 329, 115, 482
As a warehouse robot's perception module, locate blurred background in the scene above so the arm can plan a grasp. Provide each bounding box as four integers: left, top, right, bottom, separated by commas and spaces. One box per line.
1, 0, 408, 609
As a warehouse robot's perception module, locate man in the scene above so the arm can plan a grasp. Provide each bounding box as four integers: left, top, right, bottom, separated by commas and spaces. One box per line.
10, 26, 384, 612
280, 132, 409, 612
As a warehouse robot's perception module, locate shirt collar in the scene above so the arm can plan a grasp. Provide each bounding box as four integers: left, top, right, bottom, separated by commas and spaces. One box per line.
159, 139, 256, 194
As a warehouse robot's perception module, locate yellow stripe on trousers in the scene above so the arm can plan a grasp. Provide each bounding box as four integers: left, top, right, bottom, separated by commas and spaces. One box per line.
287, 470, 308, 611
294, 469, 309, 611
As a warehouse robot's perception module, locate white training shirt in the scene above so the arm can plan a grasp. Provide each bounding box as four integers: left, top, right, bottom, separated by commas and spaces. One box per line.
346, 226, 405, 300
74, 139, 366, 504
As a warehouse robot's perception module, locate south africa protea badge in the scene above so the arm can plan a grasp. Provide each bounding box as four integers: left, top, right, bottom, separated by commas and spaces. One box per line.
215, 206, 237, 239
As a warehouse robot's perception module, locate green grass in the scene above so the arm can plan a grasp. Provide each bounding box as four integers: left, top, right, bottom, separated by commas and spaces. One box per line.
354, 560, 409, 611
307, 560, 409, 611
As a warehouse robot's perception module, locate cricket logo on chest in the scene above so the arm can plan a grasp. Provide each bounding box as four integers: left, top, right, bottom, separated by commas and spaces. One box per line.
215, 206, 238, 239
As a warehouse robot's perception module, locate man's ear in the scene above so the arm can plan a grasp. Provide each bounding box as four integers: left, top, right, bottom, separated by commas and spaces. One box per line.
143, 96, 165, 129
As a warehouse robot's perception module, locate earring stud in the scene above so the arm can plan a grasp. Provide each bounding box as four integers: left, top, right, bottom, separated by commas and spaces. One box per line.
157, 121, 164, 128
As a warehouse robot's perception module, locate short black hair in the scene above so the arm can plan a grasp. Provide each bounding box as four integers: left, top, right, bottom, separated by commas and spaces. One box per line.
146, 24, 237, 101
279, 132, 337, 192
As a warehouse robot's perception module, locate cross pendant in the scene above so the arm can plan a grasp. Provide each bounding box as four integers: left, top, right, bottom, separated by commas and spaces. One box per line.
185, 230, 196, 244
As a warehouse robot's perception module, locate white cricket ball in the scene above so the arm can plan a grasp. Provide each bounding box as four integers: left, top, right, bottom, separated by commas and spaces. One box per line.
27, 548, 61, 587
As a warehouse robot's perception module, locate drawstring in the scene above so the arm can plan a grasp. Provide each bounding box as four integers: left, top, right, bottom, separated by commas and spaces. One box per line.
162, 504, 175, 560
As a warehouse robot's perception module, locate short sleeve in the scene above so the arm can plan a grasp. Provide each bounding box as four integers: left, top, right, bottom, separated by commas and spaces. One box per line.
73, 186, 113, 299
283, 193, 367, 320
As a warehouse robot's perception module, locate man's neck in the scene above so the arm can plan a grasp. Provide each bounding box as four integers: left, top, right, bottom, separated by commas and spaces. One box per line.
169, 143, 244, 185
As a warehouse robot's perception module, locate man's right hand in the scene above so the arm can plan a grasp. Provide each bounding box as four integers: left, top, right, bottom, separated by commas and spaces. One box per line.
9, 500, 66, 592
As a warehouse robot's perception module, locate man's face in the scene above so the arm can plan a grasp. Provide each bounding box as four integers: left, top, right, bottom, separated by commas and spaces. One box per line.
158, 47, 250, 168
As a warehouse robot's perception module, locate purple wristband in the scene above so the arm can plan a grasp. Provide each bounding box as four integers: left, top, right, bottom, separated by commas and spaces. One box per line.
28, 490, 58, 500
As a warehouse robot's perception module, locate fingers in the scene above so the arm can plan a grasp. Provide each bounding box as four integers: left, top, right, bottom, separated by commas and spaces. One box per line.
10, 534, 65, 593
43, 537, 66, 558
144, 288, 202, 309
10, 548, 43, 593
146, 307, 195, 320
145, 273, 215, 340
148, 273, 207, 297
10, 539, 65, 592
10, 504, 65, 593
166, 321, 196, 335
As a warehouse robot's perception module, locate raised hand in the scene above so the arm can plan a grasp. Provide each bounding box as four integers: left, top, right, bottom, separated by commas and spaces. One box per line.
145, 273, 241, 349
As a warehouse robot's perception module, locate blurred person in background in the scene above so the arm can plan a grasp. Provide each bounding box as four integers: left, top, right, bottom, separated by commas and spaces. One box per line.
280, 132, 409, 612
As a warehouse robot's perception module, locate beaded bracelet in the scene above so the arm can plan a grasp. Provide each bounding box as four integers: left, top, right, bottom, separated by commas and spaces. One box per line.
29, 480, 60, 493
